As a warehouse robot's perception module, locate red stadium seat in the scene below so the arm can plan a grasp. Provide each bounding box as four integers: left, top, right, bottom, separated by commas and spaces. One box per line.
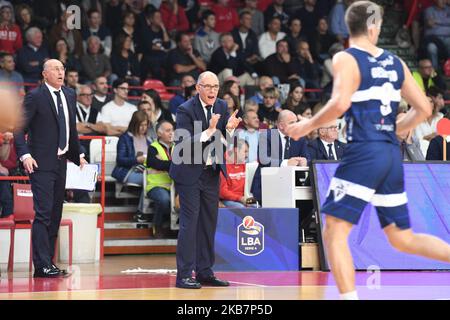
11, 183, 73, 272
142, 79, 175, 101
0, 215, 14, 272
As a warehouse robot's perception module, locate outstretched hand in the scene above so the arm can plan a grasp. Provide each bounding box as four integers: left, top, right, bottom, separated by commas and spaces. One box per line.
226, 110, 242, 130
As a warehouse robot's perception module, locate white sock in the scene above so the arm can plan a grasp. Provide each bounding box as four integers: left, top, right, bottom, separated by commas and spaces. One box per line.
339, 290, 359, 300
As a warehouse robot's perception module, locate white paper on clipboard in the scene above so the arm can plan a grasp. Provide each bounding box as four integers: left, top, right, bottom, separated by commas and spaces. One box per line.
65, 163, 98, 191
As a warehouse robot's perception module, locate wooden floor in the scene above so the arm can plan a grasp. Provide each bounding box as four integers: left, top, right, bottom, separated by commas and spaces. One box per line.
1, 255, 450, 300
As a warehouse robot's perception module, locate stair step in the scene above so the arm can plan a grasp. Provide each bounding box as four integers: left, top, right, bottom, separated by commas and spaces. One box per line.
105, 228, 152, 240
105, 213, 136, 222
104, 239, 177, 254
105, 221, 152, 229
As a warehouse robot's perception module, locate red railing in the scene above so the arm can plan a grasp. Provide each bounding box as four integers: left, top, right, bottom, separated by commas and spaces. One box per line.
0, 135, 107, 259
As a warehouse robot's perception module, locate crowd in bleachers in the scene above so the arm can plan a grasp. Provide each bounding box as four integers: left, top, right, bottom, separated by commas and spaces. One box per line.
0, 0, 449, 237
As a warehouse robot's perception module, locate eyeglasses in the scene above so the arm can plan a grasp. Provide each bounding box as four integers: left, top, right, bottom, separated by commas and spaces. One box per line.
79, 93, 94, 97
199, 84, 220, 91
117, 87, 129, 91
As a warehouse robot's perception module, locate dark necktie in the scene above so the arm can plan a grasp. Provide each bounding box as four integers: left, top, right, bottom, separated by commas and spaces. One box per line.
205, 105, 216, 168
284, 136, 290, 160
54, 90, 67, 150
205, 105, 212, 125
327, 143, 335, 160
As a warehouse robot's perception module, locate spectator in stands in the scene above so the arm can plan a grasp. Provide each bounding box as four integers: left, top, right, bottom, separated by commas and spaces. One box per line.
100, 79, 137, 136
91, 76, 112, 112
239, 0, 264, 37
139, 8, 171, 81
426, 111, 450, 161
292, 40, 322, 98
160, 0, 190, 35
82, 9, 112, 57
115, 10, 140, 57
258, 87, 281, 128
264, 39, 300, 85
249, 75, 281, 109
167, 32, 206, 86
231, 10, 261, 75
423, 0, 450, 71
258, 16, 286, 60
0, 52, 25, 95
311, 17, 339, 62
15, 4, 48, 42
0, 131, 13, 217
285, 17, 306, 58
294, 0, 322, 39
112, 110, 151, 214
211, 0, 239, 33
141, 88, 174, 123
16, 27, 49, 84
282, 82, 309, 114
169, 74, 196, 115
221, 78, 243, 107
396, 111, 425, 161
145, 120, 176, 238
51, 38, 82, 73
308, 120, 346, 160
193, 10, 220, 64
209, 33, 256, 86
0, 5, 22, 54
238, 110, 263, 162
111, 34, 141, 94
264, 0, 290, 32
251, 110, 310, 204
221, 91, 241, 117
65, 68, 80, 91
76, 84, 105, 137
219, 139, 251, 208
138, 100, 158, 141
321, 42, 344, 90
48, 11, 84, 59
403, 0, 434, 53
413, 58, 447, 93
414, 94, 444, 156
80, 35, 112, 83
329, 0, 353, 44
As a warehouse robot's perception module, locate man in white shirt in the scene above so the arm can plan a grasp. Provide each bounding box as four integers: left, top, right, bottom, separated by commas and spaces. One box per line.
258, 16, 286, 59
100, 79, 137, 136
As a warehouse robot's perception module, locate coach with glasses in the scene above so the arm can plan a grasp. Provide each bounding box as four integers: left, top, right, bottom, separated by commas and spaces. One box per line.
170, 71, 241, 289
15, 59, 87, 278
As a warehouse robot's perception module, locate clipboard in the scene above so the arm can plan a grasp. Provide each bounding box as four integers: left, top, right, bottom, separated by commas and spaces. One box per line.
65, 163, 99, 191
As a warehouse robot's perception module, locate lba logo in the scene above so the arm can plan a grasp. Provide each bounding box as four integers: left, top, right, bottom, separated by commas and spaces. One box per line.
237, 216, 264, 256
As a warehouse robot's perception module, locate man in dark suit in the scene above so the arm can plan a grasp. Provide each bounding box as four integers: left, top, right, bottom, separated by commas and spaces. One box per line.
308, 120, 346, 160
170, 71, 241, 289
15, 59, 87, 278
251, 110, 310, 204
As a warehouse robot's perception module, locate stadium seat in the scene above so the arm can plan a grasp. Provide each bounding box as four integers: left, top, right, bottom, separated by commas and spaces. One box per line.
142, 79, 175, 101
0, 215, 15, 272
244, 162, 259, 199
89, 136, 119, 182
11, 183, 73, 271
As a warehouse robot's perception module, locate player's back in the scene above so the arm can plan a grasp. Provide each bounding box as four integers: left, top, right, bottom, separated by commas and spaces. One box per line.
344, 47, 405, 145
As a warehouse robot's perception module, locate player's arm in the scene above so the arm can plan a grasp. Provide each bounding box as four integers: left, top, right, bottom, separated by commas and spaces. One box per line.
286, 51, 360, 140
396, 60, 432, 136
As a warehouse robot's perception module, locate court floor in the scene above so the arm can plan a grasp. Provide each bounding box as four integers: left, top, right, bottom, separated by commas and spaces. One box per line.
1, 255, 450, 300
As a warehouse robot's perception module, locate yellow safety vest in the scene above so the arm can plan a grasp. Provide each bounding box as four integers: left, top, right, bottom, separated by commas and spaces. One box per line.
412, 71, 435, 93
146, 141, 173, 193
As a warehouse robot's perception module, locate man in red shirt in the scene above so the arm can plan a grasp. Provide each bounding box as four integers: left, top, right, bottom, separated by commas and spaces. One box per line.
219, 139, 250, 208
212, 0, 239, 33
0, 5, 22, 54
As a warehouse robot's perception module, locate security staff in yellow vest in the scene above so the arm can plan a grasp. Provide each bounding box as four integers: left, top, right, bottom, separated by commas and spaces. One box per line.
145, 120, 175, 239
412, 59, 446, 93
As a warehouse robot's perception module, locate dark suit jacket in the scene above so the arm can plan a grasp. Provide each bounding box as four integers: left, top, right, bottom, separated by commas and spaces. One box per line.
15, 84, 81, 171
251, 129, 310, 204
208, 47, 254, 77
308, 138, 346, 161
169, 95, 230, 185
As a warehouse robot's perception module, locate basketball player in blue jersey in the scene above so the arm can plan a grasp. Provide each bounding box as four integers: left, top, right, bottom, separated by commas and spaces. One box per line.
287, 1, 450, 300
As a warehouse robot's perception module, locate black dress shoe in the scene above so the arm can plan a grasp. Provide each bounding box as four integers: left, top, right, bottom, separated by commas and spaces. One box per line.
33, 266, 63, 278
176, 277, 202, 289
197, 276, 230, 287
52, 264, 71, 277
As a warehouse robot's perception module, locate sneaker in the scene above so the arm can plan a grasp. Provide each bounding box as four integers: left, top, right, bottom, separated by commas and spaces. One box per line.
134, 212, 150, 223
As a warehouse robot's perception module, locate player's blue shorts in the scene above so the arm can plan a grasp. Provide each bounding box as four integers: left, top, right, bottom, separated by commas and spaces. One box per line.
321, 142, 410, 229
